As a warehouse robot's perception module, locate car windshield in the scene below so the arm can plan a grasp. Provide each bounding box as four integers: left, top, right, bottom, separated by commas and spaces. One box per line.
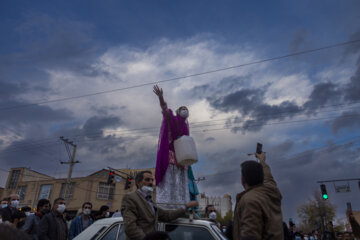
211, 224, 228, 240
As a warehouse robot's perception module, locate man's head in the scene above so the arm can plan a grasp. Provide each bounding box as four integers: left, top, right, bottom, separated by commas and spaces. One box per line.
135, 171, 154, 189
9, 194, 20, 208
53, 198, 66, 214
205, 205, 216, 218
37, 199, 50, 212
82, 202, 92, 216
176, 106, 189, 119
1, 198, 9, 208
241, 161, 264, 189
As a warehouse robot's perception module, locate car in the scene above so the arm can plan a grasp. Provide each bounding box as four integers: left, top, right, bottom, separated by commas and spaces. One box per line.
73, 217, 228, 240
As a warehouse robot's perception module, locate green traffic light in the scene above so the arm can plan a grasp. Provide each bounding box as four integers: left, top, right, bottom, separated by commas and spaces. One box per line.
323, 194, 328, 199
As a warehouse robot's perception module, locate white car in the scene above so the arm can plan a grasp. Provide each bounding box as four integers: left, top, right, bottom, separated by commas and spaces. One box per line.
74, 217, 228, 240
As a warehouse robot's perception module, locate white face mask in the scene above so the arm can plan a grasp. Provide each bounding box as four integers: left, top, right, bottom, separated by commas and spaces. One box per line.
179, 109, 189, 118
209, 211, 217, 219
11, 200, 19, 208
141, 186, 153, 195
83, 209, 91, 215
57, 204, 66, 213
1, 204, 8, 208
105, 212, 110, 218
25, 212, 31, 217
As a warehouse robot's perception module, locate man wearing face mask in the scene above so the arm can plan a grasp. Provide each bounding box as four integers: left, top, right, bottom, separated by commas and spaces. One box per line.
1, 198, 9, 209
121, 171, 199, 240
0, 194, 20, 223
38, 198, 68, 240
205, 205, 217, 220
68, 202, 94, 240
22, 199, 50, 240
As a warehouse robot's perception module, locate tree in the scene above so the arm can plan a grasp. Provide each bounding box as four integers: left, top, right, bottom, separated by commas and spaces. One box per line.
297, 190, 336, 233
216, 210, 233, 226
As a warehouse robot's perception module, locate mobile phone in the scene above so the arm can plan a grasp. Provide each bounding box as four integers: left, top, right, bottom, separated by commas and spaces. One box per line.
256, 143, 263, 154
347, 202, 352, 211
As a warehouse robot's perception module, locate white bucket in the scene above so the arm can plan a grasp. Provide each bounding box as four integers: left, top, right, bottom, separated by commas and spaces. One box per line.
174, 135, 198, 166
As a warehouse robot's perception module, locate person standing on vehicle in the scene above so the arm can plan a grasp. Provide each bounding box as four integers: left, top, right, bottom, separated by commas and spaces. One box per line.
233, 152, 284, 240
22, 199, 51, 240
68, 202, 94, 240
38, 198, 68, 240
121, 170, 198, 240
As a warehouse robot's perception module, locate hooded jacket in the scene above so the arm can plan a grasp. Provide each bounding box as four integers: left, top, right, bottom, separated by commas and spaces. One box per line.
233, 158, 284, 240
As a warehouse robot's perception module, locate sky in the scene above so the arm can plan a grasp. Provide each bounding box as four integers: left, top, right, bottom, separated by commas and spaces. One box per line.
1, 0, 360, 225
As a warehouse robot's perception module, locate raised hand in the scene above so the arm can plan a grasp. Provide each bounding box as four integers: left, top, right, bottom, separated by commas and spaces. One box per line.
153, 85, 163, 97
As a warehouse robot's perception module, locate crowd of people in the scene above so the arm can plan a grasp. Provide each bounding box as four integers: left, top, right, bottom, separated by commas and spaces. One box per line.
0, 194, 114, 240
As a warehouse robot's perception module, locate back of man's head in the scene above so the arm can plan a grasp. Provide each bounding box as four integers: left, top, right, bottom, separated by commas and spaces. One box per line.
143, 231, 171, 240
241, 161, 264, 186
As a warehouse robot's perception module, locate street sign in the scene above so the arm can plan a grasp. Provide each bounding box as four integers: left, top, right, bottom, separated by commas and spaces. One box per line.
334, 183, 350, 193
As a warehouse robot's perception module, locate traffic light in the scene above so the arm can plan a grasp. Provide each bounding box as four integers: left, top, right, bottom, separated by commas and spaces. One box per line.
125, 177, 132, 190
320, 184, 328, 200
107, 171, 115, 184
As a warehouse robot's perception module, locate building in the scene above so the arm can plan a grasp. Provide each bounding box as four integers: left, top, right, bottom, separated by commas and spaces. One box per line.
1, 167, 154, 215
198, 192, 232, 217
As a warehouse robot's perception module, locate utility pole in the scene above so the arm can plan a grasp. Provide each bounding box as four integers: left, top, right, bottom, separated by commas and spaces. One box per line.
60, 136, 79, 200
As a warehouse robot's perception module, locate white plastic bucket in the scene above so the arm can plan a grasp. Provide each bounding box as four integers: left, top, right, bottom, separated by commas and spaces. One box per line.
174, 135, 198, 166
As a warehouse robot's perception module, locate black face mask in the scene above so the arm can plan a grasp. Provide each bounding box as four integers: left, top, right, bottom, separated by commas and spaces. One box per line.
41, 208, 50, 215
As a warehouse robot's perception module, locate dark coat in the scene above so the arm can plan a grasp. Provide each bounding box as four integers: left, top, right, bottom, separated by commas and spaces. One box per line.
38, 211, 68, 240
121, 190, 186, 240
0, 206, 15, 223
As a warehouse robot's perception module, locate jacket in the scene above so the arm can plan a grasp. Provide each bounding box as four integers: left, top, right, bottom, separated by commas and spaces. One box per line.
233, 159, 284, 240
121, 190, 186, 240
0, 206, 15, 223
22, 213, 41, 240
38, 211, 68, 240
68, 214, 94, 240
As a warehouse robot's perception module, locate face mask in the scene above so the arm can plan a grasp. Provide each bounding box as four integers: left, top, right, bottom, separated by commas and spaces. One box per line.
56, 204, 66, 213
105, 212, 110, 218
310, 237, 315, 240
83, 209, 91, 215
41, 208, 50, 215
25, 212, 31, 217
295, 237, 301, 240
1, 204, 7, 208
141, 186, 153, 195
209, 211, 217, 219
179, 109, 189, 118
304, 237, 309, 240
11, 200, 19, 208
222, 229, 226, 233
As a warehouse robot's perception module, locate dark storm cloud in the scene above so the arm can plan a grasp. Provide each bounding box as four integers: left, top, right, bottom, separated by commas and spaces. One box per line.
330, 111, 360, 134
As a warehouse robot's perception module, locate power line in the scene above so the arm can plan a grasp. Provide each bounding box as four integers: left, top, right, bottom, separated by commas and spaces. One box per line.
2, 100, 360, 151
0, 39, 359, 112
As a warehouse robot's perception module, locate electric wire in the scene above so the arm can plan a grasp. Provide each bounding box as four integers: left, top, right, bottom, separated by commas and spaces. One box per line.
0, 39, 359, 112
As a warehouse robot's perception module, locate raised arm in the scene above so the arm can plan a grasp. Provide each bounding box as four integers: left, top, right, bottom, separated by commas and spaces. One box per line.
255, 152, 277, 188
153, 85, 166, 109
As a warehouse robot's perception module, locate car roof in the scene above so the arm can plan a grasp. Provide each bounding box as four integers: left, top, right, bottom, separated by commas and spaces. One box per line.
92, 217, 216, 227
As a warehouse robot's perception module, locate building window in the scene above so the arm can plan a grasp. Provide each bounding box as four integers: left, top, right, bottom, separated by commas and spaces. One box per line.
16, 186, 27, 201
8, 170, 20, 189
60, 183, 74, 199
38, 184, 53, 200
97, 182, 115, 200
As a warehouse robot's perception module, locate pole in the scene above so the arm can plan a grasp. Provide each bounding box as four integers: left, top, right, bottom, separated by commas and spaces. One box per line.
60, 137, 79, 200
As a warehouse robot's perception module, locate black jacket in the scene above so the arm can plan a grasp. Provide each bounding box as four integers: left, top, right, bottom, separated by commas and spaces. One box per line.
0, 206, 15, 222
38, 211, 68, 240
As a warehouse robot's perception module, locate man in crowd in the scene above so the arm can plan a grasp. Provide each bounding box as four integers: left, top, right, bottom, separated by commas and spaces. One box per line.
121, 170, 198, 240
22, 199, 50, 240
69, 202, 94, 240
0, 194, 20, 223
1, 198, 9, 208
38, 198, 67, 240
233, 152, 284, 239
205, 204, 217, 220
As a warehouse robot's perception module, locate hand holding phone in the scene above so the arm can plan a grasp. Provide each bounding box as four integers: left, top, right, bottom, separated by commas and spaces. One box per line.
256, 143, 263, 154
